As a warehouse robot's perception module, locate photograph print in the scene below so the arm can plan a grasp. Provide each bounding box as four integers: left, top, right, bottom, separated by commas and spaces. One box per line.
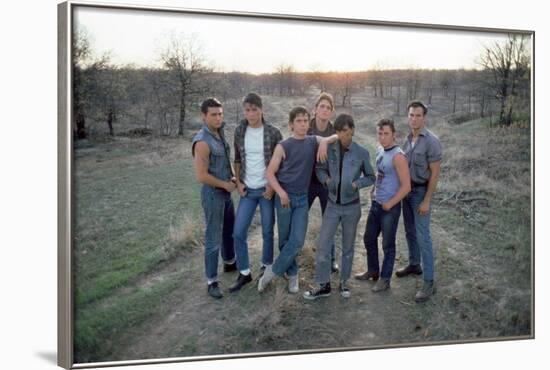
58, 2, 533, 367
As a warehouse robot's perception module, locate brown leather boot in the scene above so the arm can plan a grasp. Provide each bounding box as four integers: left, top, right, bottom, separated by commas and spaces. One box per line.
354, 271, 379, 281
395, 264, 423, 278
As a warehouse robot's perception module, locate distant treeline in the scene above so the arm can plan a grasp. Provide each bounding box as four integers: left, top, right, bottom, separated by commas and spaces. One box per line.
72, 33, 530, 139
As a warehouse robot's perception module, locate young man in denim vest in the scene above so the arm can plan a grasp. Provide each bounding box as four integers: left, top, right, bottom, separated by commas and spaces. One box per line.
230, 93, 283, 293
395, 101, 442, 303
355, 119, 411, 293
192, 98, 237, 299
307, 92, 339, 273
258, 106, 337, 294
303, 114, 376, 300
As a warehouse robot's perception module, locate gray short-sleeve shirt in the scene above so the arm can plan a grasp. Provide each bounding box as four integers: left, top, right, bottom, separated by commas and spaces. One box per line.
402, 127, 442, 184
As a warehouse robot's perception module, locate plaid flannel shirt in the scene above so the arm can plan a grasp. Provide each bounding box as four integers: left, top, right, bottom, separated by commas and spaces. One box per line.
233, 119, 283, 183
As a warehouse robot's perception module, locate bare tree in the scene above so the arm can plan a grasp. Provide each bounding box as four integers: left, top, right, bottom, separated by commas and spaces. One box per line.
217, 72, 252, 124
275, 63, 296, 96
160, 34, 210, 135
425, 70, 435, 105
395, 75, 402, 115
334, 72, 355, 107
438, 70, 455, 98
72, 29, 110, 139
369, 71, 383, 98
87, 66, 130, 136
147, 69, 176, 135
253, 73, 275, 95
479, 34, 530, 125
72, 30, 92, 139
308, 66, 331, 93
405, 69, 422, 102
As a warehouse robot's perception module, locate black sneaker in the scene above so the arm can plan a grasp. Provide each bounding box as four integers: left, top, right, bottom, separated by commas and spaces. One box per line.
207, 282, 223, 299
223, 261, 237, 273
229, 273, 253, 293
303, 282, 331, 300
395, 264, 423, 278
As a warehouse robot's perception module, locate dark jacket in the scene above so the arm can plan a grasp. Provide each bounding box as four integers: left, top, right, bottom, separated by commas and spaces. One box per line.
316, 141, 376, 205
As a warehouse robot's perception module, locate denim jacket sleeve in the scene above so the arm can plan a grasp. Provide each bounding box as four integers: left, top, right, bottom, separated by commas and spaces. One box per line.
315, 156, 330, 186
355, 149, 376, 189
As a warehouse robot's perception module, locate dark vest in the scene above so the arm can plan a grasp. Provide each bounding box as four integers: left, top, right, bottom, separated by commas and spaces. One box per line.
192, 124, 233, 192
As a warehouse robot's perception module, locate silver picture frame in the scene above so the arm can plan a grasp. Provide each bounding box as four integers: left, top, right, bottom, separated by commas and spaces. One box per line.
58, 1, 534, 368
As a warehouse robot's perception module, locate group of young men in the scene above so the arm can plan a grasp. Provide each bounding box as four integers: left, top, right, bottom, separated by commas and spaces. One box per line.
192, 92, 441, 303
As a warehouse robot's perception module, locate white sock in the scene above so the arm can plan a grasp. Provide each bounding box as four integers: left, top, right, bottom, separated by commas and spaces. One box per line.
240, 269, 251, 275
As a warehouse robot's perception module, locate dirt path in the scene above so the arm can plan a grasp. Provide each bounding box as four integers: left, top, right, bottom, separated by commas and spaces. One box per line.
113, 184, 502, 361
111, 99, 530, 361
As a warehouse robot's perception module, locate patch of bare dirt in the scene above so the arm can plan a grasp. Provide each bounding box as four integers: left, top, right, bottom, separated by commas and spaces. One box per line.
112, 93, 531, 361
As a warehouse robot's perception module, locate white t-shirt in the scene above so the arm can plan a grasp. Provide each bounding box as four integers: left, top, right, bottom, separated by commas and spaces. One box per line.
244, 126, 267, 189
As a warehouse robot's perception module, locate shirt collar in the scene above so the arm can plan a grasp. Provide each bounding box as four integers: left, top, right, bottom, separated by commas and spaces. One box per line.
408, 126, 428, 140
202, 122, 225, 140
339, 141, 351, 153
311, 117, 333, 131
241, 118, 267, 128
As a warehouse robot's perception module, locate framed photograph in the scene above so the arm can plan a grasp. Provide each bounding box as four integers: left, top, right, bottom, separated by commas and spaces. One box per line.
58, 1, 534, 368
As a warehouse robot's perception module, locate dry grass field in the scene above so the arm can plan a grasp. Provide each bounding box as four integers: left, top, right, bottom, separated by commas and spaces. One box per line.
73, 89, 531, 363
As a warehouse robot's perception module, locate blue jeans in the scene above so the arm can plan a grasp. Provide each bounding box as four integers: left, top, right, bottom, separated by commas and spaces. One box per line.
233, 187, 275, 271
308, 181, 336, 262
402, 186, 435, 281
272, 193, 309, 277
201, 187, 235, 281
364, 201, 401, 279
315, 201, 361, 284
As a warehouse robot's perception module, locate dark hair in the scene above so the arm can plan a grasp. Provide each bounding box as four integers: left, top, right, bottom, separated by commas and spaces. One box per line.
407, 100, 428, 115
200, 97, 223, 114
288, 106, 310, 123
314, 92, 334, 111
334, 113, 355, 131
377, 118, 396, 133
243, 92, 263, 109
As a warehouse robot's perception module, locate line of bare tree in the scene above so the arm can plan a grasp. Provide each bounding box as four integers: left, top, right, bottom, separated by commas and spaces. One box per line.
72, 32, 530, 140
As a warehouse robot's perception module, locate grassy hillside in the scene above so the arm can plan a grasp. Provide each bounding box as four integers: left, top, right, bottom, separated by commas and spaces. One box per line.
72, 94, 531, 363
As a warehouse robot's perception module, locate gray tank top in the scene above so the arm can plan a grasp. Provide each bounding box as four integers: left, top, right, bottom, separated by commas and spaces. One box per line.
277, 136, 318, 194
374, 145, 404, 205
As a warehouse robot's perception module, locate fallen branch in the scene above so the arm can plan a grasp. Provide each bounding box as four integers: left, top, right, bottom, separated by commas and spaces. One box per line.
459, 197, 489, 204
438, 192, 457, 205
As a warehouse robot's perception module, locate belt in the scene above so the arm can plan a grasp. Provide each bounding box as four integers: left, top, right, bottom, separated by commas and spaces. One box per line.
411, 181, 427, 188
333, 198, 360, 206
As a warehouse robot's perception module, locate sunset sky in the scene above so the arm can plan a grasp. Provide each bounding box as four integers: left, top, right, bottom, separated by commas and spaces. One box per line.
74, 6, 530, 74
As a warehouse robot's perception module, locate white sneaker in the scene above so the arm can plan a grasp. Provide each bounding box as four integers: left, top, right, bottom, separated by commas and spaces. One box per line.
288, 274, 299, 293
258, 265, 275, 292
339, 281, 351, 298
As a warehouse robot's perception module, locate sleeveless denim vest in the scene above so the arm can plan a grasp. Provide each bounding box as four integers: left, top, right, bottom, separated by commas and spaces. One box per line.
192, 123, 233, 194
373, 145, 404, 205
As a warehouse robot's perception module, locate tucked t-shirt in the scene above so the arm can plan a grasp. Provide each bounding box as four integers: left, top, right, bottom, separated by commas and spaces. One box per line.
244, 125, 266, 189
402, 127, 442, 185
